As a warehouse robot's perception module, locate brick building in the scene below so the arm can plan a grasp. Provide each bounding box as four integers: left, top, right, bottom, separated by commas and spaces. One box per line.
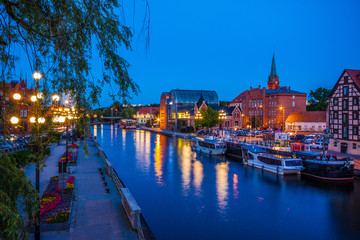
0, 78, 35, 133
327, 69, 360, 154
230, 54, 307, 130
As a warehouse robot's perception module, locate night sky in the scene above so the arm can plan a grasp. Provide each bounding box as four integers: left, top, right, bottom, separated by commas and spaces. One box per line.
14, 0, 360, 108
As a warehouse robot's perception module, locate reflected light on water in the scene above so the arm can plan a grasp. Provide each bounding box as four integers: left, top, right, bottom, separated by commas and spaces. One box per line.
122, 129, 126, 150
216, 162, 229, 212
180, 140, 192, 195
193, 160, 204, 196
154, 134, 164, 185
93, 125, 97, 137
100, 124, 104, 139
110, 124, 113, 146
233, 174, 239, 199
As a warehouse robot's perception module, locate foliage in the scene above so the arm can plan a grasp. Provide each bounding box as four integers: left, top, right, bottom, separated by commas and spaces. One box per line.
46, 211, 70, 224
0, 156, 39, 240
121, 105, 137, 119
8, 149, 34, 166
307, 87, 331, 111
249, 116, 261, 129
199, 107, 221, 129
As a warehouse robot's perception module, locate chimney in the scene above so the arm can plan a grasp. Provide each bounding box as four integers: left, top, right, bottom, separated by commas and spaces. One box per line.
289, 86, 291, 90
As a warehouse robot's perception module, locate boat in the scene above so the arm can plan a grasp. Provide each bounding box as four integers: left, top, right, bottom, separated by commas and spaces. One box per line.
242, 145, 303, 175
191, 138, 227, 155
119, 119, 137, 129
293, 151, 354, 181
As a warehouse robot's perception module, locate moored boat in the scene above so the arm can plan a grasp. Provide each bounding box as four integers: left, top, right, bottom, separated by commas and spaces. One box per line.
293, 151, 354, 181
242, 145, 303, 175
191, 138, 227, 155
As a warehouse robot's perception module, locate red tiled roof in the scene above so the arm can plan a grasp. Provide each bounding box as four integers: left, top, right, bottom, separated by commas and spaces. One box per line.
346, 69, 360, 88
286, 111, 326, 122
137, 107, 160, 115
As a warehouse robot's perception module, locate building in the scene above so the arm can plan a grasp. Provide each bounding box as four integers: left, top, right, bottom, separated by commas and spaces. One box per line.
327, 69, 360, 154
230, 54, 307, 130
285, 111, 326, 132
135, 106, 160, 125
0, 78, 35, 133
160, 89, 219, 130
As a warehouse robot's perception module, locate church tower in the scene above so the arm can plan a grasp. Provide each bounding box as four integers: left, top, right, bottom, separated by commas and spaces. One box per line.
267, 53, 280, 90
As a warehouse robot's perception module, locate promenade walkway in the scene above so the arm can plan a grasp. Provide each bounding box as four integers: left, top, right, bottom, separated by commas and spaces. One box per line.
25, 140, 138, 240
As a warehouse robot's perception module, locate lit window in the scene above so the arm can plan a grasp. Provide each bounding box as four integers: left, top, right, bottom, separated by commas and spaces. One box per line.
344, 86, 349, 96
20, 109, 23, 117
24, 109, 27, 117
292, 101, 295, 107
292, 95, 295, 99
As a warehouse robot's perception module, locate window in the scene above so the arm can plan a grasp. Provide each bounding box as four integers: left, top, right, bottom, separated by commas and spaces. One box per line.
334, 129, 338, 134
354, 98, 359, 105
235, 121, 239, 126
344, 86, 349, 96
292, 101, 295, 107
343, 114, 348, 123
343, 127, 348, 138
292, 95, 295, 99
20, 109, 23, 117
354, 126, 358, 135
354, 112, 358, 120
334, 99, 338, 106
343, 100, 348, 110
24, 109, 27, 117
353, 143, 357, 149
334, 142, 337, 147
334, 112, 338, 119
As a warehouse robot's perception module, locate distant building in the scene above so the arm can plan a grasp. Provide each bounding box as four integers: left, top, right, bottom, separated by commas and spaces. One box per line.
159, 89, 242, 130
230, 53, 307, 130
135, 106, 160, 125
327, 69, 360, 154
285, 111, 326, 132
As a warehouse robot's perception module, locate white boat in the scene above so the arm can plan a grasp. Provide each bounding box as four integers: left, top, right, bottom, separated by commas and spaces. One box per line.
191, 138, 227, 155
242, 145, 302, 175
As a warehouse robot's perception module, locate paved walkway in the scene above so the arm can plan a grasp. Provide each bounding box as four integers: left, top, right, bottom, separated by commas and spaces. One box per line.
26, 140, 138, 240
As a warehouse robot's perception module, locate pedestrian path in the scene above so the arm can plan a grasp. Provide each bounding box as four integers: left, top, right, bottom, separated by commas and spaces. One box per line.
26, 140, 138, 240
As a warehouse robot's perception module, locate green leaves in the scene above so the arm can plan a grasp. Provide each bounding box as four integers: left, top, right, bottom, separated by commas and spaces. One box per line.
199, 107, 221, 129
307, 87, 331, 111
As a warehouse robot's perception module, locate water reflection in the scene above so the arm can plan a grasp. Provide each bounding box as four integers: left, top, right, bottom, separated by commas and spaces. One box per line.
233, 174, 239, 199
154, 134, 164, 185
93, 125, 97, 137
179, 141, 192, 195
110, 124, 113, 146
100, 124, 104, 139
193, 160, 204, 197
215, 161, 229, 213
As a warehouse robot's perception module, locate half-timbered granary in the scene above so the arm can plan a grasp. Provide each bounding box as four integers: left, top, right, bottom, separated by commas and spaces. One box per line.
328, 69, 360, 154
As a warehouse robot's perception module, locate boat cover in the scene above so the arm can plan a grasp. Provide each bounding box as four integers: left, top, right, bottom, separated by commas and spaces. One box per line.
241, 145, 268, 153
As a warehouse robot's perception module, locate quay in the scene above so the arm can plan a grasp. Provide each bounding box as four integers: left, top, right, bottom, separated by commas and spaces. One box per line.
25, 137, 154, 240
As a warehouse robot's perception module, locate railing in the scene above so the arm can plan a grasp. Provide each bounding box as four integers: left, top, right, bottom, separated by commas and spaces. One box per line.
93, 138, 145, 240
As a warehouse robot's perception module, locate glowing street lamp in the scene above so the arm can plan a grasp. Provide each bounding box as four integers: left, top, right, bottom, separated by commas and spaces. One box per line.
10, 116, 19, 124
52, 94, 60, 102
30, 95, 37, 102
33, 72, 42, 81
38, 117, 45, 124
279, 106, 285, 131
13, 93, 21, 100
30, 117, 36, 123
37, 93, 44, 99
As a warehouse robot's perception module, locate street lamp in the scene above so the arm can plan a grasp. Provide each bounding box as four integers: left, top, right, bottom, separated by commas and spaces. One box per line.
52, 94, 60, 102
13, 93, 21, 100
31, 95, 37, 102
10, 116, 19, 124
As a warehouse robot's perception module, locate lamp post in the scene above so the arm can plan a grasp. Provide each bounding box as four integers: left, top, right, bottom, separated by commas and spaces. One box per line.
32, 71, 42, 240
279, 106, 285, 132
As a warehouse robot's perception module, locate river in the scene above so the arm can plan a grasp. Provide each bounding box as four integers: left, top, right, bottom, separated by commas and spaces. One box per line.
93, 124, 360, 240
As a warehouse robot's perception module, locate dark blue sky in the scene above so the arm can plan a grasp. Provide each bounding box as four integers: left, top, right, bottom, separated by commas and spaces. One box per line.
15, 0, 360, 107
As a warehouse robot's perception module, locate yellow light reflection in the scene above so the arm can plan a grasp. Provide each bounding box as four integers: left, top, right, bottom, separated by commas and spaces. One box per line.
154, 134, 164, 184
193, 160, 203, 196
110, 124, 113, 146
216, 162, 229, 212
233, 174, 239, 199
100, 124, 103, 139
180, 139, 192, 194
93, 125, 97, 137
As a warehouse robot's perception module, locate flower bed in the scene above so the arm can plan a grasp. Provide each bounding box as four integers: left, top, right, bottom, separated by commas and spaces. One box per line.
60, 151, 78, 165
35, 176, 75, 226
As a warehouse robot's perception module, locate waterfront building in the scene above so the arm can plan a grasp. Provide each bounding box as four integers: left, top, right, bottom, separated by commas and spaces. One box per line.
230, 54, 307, 129
0, 78, 35, 133
285, 111, 326, 132
160, 89, 219, 130
135, 106, 160, 125
327, 69, 360, 154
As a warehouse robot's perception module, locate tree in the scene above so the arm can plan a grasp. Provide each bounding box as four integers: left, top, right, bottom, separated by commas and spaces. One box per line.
121, 105, 137, 119
199, 107, 221, 129
0, 1, 149, 237
249, 116, 261, 129
307, 87, 331, 111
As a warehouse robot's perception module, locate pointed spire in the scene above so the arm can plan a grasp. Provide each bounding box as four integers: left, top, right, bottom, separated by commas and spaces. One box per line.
269, 52, 277, 81
197, 92, 205, 109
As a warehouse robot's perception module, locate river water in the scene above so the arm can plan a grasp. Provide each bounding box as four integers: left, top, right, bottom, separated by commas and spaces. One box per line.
93, 124, 360, 240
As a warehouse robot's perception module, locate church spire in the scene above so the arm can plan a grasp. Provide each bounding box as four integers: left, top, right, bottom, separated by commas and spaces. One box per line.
267, 52, 279, 89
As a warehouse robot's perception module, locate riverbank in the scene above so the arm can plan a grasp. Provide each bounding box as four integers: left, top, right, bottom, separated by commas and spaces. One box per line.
25, 139, 141, 240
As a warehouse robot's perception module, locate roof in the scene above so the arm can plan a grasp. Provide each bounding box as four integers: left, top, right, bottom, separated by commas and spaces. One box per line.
241, 145, 268, 153
171, 89, 219, 105
346, 69, 360, 88
286, 111, 326, 122
268, 53, 277, 82
196, 93, 205, 108
137, 107, 159, 115
230, 91, 246, 104
266, 88, 305, 95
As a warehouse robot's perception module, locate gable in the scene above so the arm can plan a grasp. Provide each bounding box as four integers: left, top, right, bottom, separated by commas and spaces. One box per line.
329, 69, 360, 99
